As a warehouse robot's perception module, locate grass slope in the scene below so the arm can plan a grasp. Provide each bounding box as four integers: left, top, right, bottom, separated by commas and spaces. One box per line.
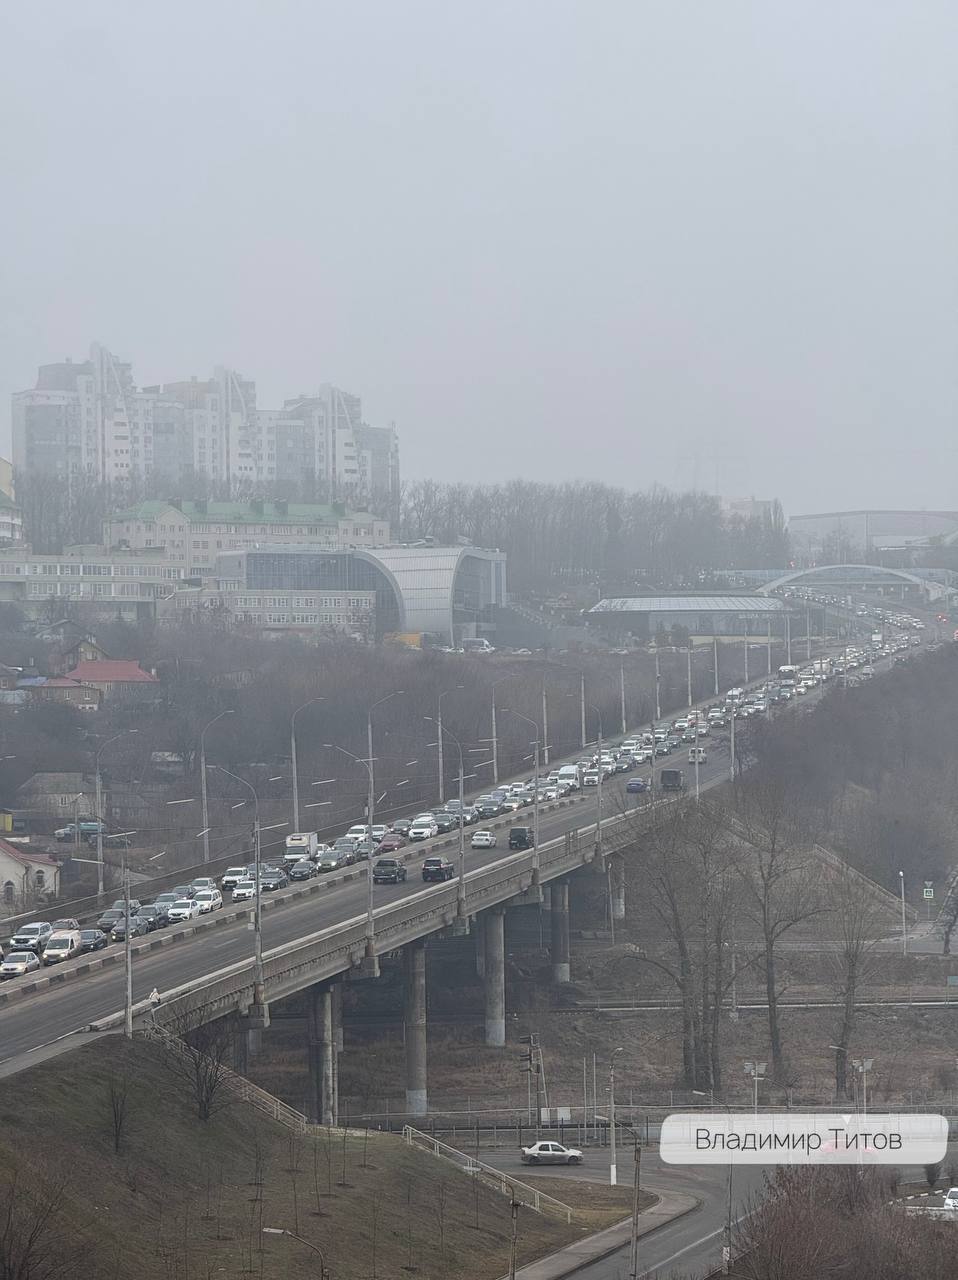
0, 1036, 629, 1279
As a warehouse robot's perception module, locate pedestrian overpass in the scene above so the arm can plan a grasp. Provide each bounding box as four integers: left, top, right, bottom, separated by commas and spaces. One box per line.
758, 564, 952, 603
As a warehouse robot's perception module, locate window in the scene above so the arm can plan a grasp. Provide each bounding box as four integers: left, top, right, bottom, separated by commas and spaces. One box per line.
34, 870, 45, 889
2, 882, 13, 905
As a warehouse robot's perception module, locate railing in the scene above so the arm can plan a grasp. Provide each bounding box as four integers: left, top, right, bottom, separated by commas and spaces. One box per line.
141, 1024, 309, 1133
402, 1125, 573, 1223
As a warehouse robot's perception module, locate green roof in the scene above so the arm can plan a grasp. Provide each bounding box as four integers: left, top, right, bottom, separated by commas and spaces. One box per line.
108, 500, 373, 526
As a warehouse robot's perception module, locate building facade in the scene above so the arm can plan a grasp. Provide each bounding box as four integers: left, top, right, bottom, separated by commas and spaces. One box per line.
105, 499, 390, 575
13, 345, 400, 501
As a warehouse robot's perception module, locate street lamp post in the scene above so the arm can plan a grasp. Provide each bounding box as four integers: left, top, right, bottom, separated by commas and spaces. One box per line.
367, 691, 403, 818
210, 766, 267, 1020
587, 704, 604, 861
290, 697, 323, 834
262, 1228, 330, 1280
425, 718, 469, 916
504, 710, 542, 886
743, 1060, 766, 1115
852, 1057, 874, 1118
609, 1046, 623, 1186
654, 649, 661, 721
327, 743, 380, 974
686, 645, 693, 709
200, 709, 234, 864
899, 870, 907, 956
95, 730, 138, 898
620, 659, 628, 734
489, 677, 513, 786
436, 686, 463, 805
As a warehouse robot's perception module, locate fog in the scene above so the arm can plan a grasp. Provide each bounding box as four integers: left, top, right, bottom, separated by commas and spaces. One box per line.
2, 1, 956, 514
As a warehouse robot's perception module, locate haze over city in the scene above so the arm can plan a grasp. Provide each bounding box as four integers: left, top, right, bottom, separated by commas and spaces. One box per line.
3, 0, 956, 513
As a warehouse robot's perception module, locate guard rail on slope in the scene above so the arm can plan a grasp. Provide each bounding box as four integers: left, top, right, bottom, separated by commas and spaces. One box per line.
402, 1125, 573, 1222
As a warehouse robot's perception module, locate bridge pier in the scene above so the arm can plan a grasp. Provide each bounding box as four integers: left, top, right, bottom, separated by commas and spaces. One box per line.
474, 917, 485, 978
404, 941, 428, 1116
550, 881, 571, 983
306, 982, 337, 1126
484, 907, 506, 1047
610, 855, 626, 922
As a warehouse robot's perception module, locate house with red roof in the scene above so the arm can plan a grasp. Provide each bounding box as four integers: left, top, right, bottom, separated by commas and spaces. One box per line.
0, 839, 60, 912
60, 659, 159, 700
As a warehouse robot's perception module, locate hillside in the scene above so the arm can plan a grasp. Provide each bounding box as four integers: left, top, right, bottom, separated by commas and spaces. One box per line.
0, 1036, 634, 1280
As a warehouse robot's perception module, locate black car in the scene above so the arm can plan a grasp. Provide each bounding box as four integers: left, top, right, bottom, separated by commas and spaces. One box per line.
260, 870, 288, 891
287, 860, 316, 882
476, 802, 501, 820
172, 884, 195, 899
111, 917, 149, 942
433, 812, 458, 834
110, 898, 142, 915
422, 857, 455, 882
614, 755, 635, 773
508, 827, 534, 850
96, 909, 125, 933
79, 928, 108, 953
391, 818, 413, 836
136, 905, 168, 929
373, 858, 407, 884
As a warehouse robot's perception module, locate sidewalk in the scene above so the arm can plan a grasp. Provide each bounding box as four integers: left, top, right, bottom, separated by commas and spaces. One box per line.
502, 1184, 699, 1280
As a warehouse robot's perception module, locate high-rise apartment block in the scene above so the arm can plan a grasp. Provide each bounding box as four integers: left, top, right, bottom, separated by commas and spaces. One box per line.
12, 343, 400, 501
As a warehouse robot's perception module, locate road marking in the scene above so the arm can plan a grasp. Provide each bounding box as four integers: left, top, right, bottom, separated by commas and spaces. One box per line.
637, 1210, 750, 1279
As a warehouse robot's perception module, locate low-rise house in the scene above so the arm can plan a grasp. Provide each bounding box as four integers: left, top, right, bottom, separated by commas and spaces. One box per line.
60, 659, 159, 699
0, 839, 60, 911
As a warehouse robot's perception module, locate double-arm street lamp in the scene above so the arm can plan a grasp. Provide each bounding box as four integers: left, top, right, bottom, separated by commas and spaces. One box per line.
291, 697, 323, 833
425, 716, 468, 918
209, 765, 267, 1019
95, 729, 138, 897
503, 709, 542, 888
199, 709, 235, 864
436, 685, 463, 804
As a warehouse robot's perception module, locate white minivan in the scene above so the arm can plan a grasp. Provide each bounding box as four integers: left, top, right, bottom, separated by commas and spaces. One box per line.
41, 930, 82, 965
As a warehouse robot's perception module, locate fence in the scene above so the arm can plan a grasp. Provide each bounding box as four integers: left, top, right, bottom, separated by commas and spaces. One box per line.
402, 1125, 573, 1222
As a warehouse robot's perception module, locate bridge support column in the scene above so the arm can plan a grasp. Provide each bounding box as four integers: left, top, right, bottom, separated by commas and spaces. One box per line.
484, 908, 506, 1047
550, 880, 571, 984
404, 941, 428, 1116
610, 856, 626, 922
474, 917, 485, 978
306, 983, 336, 1126
332, 984, 342, 1124
231, 1027, 250, 1075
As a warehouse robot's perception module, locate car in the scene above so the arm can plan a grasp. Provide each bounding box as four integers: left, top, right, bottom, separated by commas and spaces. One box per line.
508, 828, 534, 850
475, 801, 502, 819
41, 931, 82, 964
231, 878, 256, 901
498, 796, 522, 813
0, 950, 41, 979
408, 819, 439, 841
626, 777, 649, 794
520, 1141, 583, 1166
190, 877, 217, 894
317, 851, 346, 873
614, 755, 635, 773
112, 916, 149, 942
110, 898, 142, 916
942, 1187, 958, 1212
193, 888, 224, 913
376, 833, 405, 854
654, 742, 672, 756
167, 898, 201, 923
369, 825, 389, 844
220, 866, 249, 890
333, 838, 359, 862
345, 824, 370, 842
373, 858, 408, 884
287, 859, 316, 882
260, 870, 288, 891
172, 884, 196, 900
10, 922, 53, 953
421, 857, 455, 882
153, 892, 180, 915
79, 928, 108, 953
95, 909, 125, 934
50, 917, 81, 932
353, 839, 377, 861
433, 812, 459, 834
53, 820, 105, 842
391, 818, 413, 836
471, 829, 498, 849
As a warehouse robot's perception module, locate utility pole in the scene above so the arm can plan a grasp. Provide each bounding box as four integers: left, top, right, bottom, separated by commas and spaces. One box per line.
713, 636, 719, 697
200, 709, 234, 863
766, 619, 772, 676
579, 671, 587, 751
786, 613, 792, 665
686, 646, 693, 709
609, 1047, 623, 1185
491, 691, 499, 786
654, 650, 661, 721
899, 870, 907, 956
729, 706, 736, 783
628, 1139, 642, 1280
620, 660, 627, 736
437, 686, 462, 806
123, 854, 133, 1038
95, 730, 137, 898
743, 620, 749, 684
541, 684, 550, 767
805, 606, 811, 661
291, 698, 322, 834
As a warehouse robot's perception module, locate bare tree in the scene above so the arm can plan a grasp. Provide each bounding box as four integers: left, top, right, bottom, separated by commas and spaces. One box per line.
105, 1067, 131, 1155
157, 1010, 237, 1122
0, 1159, 85, 1280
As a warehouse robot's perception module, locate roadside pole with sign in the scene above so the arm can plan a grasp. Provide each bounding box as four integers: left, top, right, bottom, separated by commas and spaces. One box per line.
924, 882, 934, 922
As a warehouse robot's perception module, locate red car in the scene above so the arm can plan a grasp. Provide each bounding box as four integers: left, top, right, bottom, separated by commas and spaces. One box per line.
376, 833, 405, 853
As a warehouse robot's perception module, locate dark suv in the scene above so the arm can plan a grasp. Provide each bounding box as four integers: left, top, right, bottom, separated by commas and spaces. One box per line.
373, 858, 407, 884
421, 857, 455, 882
508, 827, 534, 850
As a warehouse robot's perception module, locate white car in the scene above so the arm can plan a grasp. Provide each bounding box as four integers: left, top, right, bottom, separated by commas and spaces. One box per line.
0, 950, 41, 980
232, 879, 255, 902
520, 1140, 583, 1166
941, 1187, 958, 1212
408, 817, 438, 841
167, 898, 202, 923
471, 830, 497, 849
193, 889, 223, 914
220, 866, 248, 889
346, 824, 370, 841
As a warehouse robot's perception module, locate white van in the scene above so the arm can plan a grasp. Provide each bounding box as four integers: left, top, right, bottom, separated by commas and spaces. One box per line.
556, 765, 580, 790
41, 930, 82, 965
688, 746, 707, 765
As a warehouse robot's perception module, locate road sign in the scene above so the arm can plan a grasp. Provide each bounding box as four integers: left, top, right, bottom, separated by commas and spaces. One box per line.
924, 888, 934, 900
946, 976, 958, 987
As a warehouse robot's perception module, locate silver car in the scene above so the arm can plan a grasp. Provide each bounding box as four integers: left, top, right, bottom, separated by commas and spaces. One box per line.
520, 1141, 583, 1166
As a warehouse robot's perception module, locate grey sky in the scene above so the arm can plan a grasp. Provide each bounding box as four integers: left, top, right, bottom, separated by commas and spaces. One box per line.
2, 1, 955, 515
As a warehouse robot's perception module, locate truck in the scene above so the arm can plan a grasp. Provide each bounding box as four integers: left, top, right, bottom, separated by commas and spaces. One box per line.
660, 768, 686, 792
285, 831, 319, 861
54, 820, 106, 842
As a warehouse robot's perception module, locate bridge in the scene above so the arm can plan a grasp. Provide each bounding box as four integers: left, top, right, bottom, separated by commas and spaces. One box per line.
759, 563, 953, 602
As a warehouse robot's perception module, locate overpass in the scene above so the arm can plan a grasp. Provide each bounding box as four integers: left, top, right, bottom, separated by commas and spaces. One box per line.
759, 563, 952, 602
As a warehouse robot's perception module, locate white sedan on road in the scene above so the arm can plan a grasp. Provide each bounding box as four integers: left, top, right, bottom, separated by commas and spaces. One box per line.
520, 1141, 583, 1166
471, 830, 497, 849
167, 899, 202, 923
408, 815, 439, 841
